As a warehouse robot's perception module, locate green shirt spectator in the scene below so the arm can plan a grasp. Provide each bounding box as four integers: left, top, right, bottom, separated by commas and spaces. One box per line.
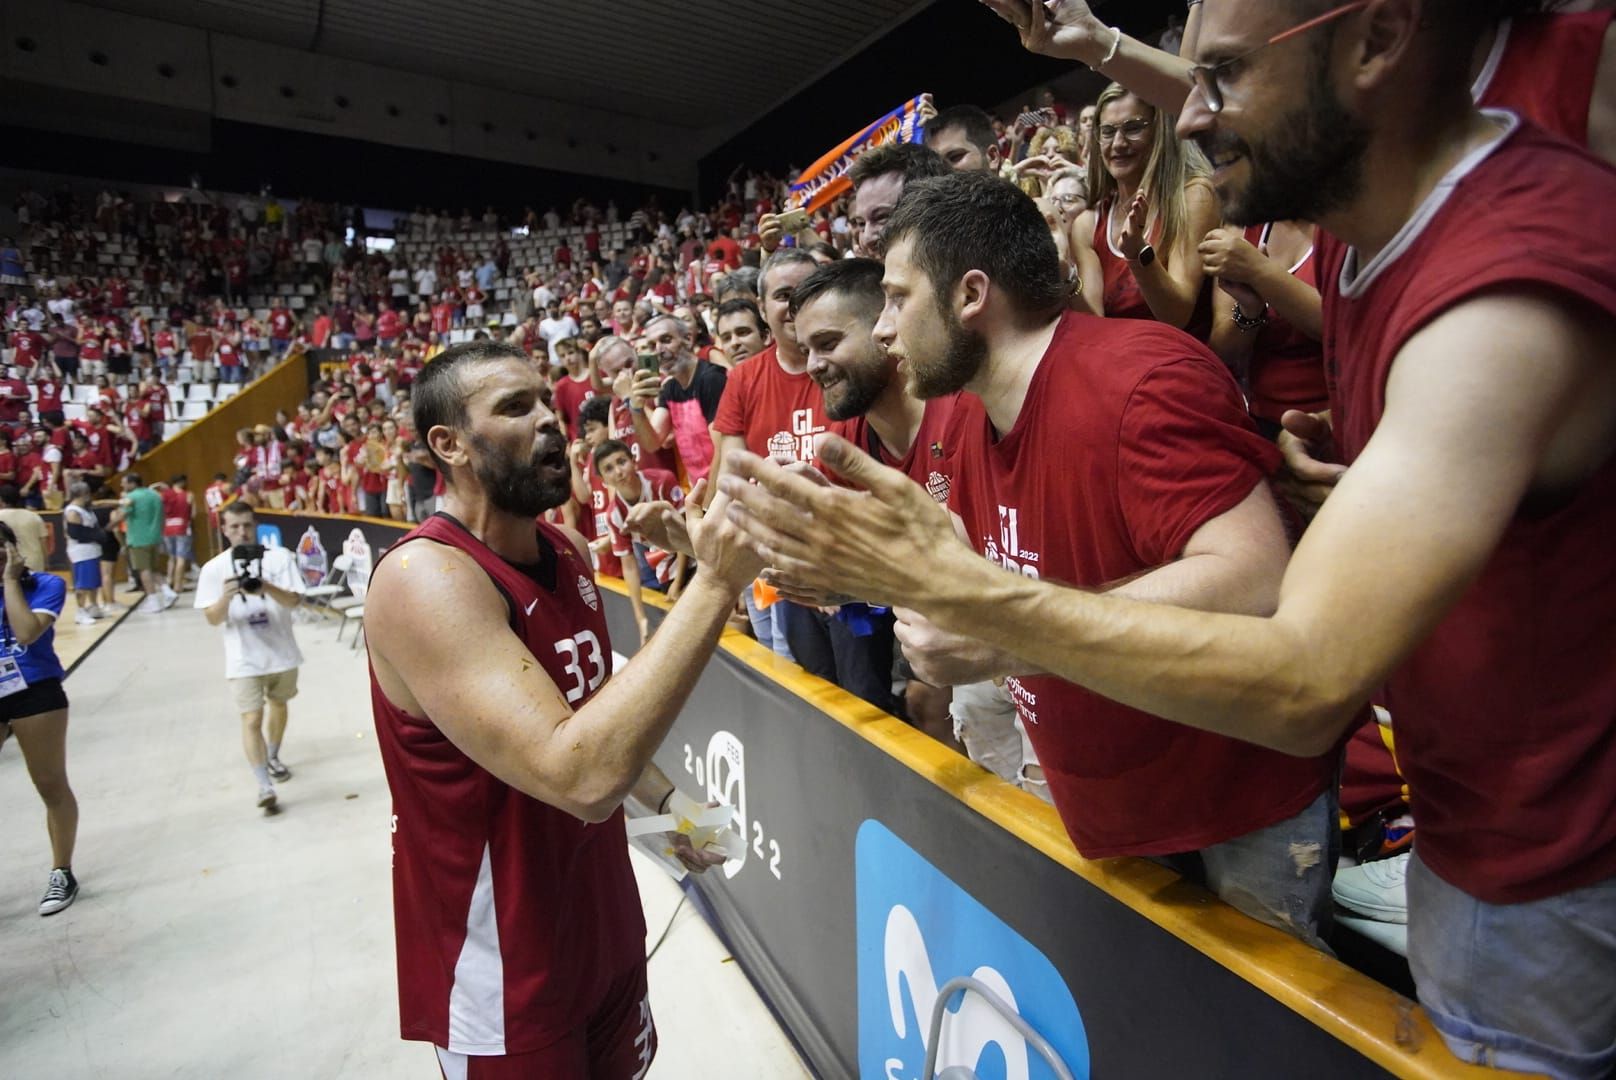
118, 474, 178, 612
123, 485, 162, 547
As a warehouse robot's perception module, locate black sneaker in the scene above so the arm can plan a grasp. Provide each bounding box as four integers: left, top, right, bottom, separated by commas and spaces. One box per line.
39, 868, 78, 916
267, 758, 292, 782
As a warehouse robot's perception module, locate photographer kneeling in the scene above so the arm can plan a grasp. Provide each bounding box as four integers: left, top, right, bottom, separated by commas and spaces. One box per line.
194, 501, 307, 813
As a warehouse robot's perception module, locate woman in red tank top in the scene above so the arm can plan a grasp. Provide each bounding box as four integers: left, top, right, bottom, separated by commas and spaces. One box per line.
1203, 219, 1329, 438
1070, 83, 1220, 339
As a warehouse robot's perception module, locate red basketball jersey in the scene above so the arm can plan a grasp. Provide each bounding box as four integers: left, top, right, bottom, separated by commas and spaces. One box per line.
369, 513, 645, 1054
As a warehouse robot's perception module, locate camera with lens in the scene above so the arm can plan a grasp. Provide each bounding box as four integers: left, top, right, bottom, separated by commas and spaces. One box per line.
231, 543, 266, 595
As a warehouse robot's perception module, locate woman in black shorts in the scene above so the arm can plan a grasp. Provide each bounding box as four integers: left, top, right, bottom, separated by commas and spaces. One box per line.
0, 522, 80, 915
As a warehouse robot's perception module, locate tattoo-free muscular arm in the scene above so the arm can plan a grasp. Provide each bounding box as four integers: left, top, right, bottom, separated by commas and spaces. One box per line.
365, 538, 740, 822
916, 292, 1616, 754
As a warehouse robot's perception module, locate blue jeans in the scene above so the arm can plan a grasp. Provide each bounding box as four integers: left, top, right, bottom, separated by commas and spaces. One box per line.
219, 365, 243, 384
742, 586, 793, 662
1408, 855, 1616, 1079
1155, 787, 1338, 951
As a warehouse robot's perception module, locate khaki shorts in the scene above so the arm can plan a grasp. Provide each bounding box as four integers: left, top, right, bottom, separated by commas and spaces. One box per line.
230, 668, 299, 713
128, 543, 161, 572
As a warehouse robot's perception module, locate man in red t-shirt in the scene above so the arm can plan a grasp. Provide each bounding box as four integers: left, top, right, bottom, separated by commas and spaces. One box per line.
186, 325, 217, 383
268, 299, 296, 357
791, 257, 965, 747
722, 172, 1334, 945
549, 338, 594, 440
375, 302, 404, 347
159, 474, 194, 593
9, 327, 44, 372
0, 367, 28, 427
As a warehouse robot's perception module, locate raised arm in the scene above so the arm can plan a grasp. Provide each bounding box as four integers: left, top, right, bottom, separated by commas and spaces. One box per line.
725, 291, 1616, 757
366, 492, 763, 823
980, 0, 1196, 114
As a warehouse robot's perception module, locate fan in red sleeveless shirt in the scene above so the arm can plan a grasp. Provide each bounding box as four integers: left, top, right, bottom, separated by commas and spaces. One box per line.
1472, 5, 1616, 157
364, 340, 763, 1076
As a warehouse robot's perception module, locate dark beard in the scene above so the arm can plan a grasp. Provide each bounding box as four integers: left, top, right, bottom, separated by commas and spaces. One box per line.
821, 350, 890, 422
908, 301, 988, 400
469, 430, 571, 517
1204, 53, 1369, 227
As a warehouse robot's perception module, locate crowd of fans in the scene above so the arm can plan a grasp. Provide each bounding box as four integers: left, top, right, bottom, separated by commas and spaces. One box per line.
4, 0, 1614, 1072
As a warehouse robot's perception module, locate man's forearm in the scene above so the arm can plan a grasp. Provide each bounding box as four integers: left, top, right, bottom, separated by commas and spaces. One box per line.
1056, 18, 1194, 113
918, 546, 1348, 757
204, 595, 232, 625
262, 581, 300, 608
560, 575, 742, 817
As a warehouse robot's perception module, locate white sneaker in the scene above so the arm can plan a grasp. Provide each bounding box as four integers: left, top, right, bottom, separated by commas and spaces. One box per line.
257, 786, 277, 811
137, 596, 164, 614
74, 611, 97, 626
1332, 851, 1410, 924
159, 585, 179, 610
88, 606, 108, 619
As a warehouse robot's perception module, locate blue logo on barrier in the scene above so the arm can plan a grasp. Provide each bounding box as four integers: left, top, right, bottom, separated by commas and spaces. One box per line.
856, 819, 1089, 1080
256, 524, 284, 549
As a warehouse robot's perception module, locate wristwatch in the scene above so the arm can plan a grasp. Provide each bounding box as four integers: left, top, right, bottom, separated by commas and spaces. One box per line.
1133, 244, 1156, 268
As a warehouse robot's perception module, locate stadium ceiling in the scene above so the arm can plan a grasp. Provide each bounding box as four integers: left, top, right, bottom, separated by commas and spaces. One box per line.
80, 0, 937, 132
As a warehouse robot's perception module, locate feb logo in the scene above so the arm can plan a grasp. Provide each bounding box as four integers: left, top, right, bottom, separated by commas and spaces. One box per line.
576, 574, 599, 611
857, 820, 1088, 1080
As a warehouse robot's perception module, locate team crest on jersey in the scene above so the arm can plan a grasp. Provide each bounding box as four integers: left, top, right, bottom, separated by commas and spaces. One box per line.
767, 430, 798, 462
577, 574, 600, 611
925, 470, 951, 505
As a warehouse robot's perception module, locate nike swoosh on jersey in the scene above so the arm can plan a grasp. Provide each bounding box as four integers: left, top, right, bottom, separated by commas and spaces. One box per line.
524, 599, 538, 616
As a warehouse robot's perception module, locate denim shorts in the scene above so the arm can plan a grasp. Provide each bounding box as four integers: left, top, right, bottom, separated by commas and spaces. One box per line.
163, 534, 193, 560
1408, 854, 1616, 1079
1155, 786, 1339, 951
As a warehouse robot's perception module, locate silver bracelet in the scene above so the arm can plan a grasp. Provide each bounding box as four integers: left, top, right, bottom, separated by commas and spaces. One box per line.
1099, 26, 1123, 67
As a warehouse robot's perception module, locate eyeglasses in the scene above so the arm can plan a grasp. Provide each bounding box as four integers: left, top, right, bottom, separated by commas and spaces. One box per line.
1096, 119, 1152, 144
1189, 1, 1369, 114
1051, 194, 1086, 208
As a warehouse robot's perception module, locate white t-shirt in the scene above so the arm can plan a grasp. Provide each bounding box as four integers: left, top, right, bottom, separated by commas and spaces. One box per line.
538, 315, 579, 361
413, 268, 438, 296
532, 285, 554, 309
194, 545, 306, 678
64, 503, 101, 564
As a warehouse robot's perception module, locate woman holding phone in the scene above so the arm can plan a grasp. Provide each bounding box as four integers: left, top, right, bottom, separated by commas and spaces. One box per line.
0, 522, 80, 916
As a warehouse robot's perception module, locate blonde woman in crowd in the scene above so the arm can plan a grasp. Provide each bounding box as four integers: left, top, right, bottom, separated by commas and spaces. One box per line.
1075, 82, 1218, 338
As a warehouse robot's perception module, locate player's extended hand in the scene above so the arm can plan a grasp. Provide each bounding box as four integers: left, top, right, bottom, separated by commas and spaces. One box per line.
1276, 409, 1347, 521
979, 0, 1107, 62
688, 475, 767, 594
718, 436, 961, 608
667, 830, 727, 874
894, 606, 1020, 687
